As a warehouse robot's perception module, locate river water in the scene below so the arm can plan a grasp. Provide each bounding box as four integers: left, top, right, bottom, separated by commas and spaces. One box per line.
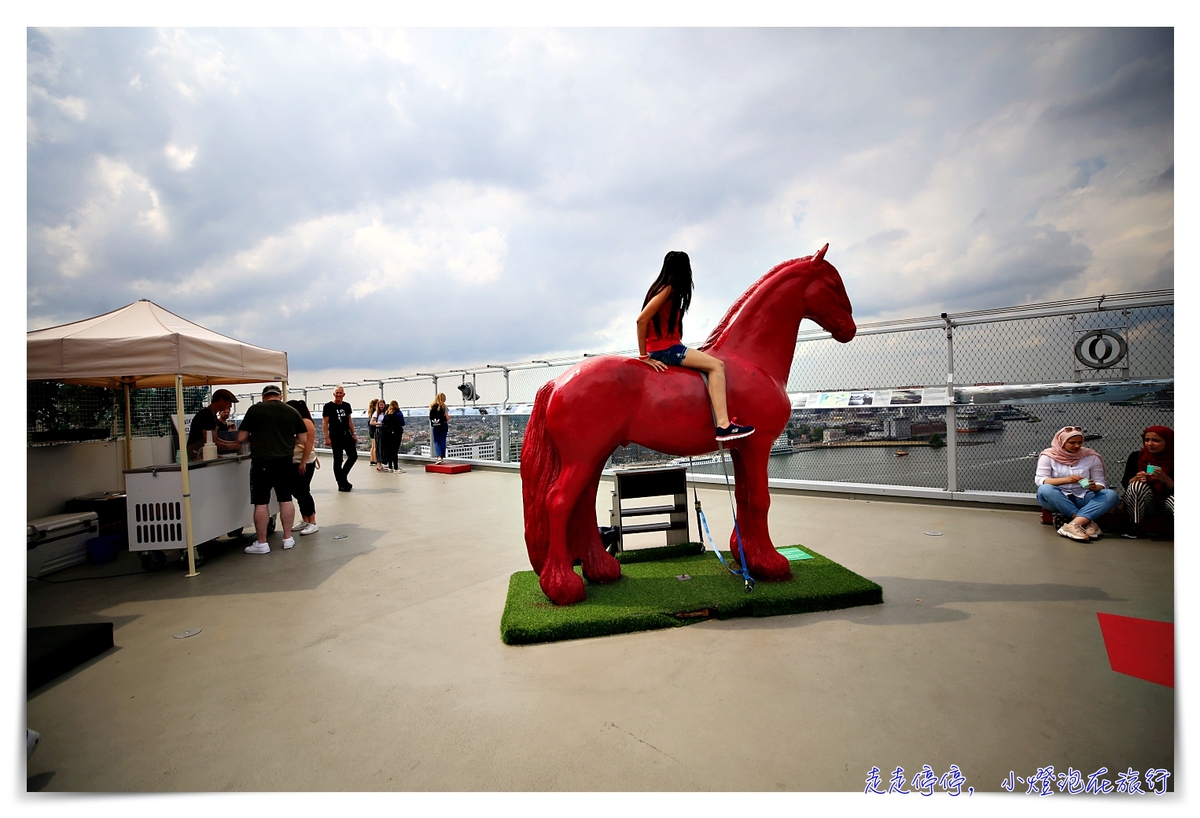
688, 404, 1174, 493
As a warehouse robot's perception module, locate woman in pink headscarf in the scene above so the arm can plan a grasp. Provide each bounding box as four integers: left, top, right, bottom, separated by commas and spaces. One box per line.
1034, 426, 1119, 542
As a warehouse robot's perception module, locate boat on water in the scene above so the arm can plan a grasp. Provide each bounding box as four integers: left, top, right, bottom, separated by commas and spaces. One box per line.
895, 449, 909, 457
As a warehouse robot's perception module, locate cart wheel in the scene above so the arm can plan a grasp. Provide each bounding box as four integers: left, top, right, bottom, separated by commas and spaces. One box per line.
191, 545, 206, 568
140, 551, 166, 572
266, 515, 277, 535
226, 527, 245, 539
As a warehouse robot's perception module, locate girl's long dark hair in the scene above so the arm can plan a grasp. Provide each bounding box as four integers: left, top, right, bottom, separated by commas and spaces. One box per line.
643, 250, 693, 338
286, 399, 313, 422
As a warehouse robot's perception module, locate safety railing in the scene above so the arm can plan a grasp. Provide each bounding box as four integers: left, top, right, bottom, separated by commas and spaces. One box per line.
69, 288, 1169, 505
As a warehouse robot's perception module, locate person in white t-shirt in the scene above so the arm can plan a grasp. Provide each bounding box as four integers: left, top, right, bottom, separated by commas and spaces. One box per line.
1034, 426, 1119, 542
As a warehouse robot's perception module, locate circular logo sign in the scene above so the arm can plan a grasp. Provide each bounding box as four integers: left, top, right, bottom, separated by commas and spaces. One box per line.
1074, 329, 1128, 369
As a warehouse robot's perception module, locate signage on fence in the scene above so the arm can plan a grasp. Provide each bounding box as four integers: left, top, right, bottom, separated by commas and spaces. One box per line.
1074, 328, 1128, 369
790, 387, 950, 410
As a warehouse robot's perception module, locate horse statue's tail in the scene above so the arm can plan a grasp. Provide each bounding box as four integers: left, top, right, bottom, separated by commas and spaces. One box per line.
521, 381, 560, 573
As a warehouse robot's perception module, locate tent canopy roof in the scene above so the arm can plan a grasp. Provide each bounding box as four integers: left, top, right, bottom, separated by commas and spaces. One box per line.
27, 300, 288, 389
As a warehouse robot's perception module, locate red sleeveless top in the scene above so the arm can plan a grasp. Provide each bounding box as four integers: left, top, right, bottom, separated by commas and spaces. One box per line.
645, 295, 683, 352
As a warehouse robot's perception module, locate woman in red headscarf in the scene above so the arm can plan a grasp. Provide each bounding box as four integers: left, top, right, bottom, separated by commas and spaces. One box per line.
1035, 425, 1119, 542
1120, 426, 1173, 538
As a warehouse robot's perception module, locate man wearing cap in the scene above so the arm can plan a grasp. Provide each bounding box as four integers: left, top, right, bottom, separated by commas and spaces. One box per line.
235, 385, 308, 554
186, 388, 242, 461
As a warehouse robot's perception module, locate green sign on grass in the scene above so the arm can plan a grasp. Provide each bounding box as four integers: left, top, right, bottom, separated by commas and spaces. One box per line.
777, 546, 812, 561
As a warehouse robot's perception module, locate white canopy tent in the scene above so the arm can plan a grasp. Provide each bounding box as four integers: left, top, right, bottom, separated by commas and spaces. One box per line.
28, 300, 289, 576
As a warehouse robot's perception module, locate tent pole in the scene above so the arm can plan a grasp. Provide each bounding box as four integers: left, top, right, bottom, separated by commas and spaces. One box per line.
177, 375, 199, 578
123, 382, 133, 477
282, 379, 288, 401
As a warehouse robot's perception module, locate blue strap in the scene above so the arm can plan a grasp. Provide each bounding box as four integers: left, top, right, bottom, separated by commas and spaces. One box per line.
691, 449, 755, 592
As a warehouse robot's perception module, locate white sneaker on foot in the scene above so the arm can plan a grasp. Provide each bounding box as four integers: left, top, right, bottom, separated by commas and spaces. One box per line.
245, 542, 270, 554
282, 537, 296, 550
292, 520, 306, 532
300, 523, 319, 535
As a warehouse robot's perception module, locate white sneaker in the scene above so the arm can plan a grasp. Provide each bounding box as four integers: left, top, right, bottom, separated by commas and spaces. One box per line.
291, 520, 306, 532
245, 542, 270, 554
300, 523, 319, 536
282, 537, 296, 550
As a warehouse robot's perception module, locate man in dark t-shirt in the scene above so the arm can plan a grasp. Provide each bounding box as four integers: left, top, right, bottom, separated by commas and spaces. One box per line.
237, 385, 308, 554
186, 388, 242, 461
322, 386, 358, 491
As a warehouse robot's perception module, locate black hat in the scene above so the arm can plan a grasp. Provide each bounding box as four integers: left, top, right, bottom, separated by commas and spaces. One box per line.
262, 384, 283, 397
211, 389, 239, 403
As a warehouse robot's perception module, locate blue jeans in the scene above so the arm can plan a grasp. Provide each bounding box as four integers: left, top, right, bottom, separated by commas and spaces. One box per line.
1036, 484, 1119, 522
433, 426, 448, 457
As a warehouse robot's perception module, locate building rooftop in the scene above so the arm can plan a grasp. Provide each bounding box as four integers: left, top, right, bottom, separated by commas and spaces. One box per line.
26, 459, 1174, 793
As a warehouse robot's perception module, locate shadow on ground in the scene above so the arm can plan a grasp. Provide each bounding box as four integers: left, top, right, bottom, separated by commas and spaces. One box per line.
27, 524, 384, 607
702, 576, 1119, 629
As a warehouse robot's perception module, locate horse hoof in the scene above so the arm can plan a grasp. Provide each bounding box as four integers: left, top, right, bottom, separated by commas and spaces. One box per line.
747, 547, 792, 581
540, 567, 587, 605
581, 549, 622, 584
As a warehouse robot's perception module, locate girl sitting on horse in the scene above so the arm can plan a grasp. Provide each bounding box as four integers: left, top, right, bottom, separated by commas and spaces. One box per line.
637, 250, 754, 441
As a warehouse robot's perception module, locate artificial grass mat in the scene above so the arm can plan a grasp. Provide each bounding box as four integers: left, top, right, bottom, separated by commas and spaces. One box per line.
500, 544, 882, 645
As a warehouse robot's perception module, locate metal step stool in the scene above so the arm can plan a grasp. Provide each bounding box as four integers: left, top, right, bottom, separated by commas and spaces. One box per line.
608, 464, 689, 554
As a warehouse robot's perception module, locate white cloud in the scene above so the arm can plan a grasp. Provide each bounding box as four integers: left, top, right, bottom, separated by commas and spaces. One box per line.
147, 29, 239, 100
175, 182, 517, 303
37, 156, 169, 278
164, 143, 197, 170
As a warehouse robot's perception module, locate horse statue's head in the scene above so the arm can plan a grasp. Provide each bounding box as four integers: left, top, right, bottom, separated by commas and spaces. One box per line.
803, 244, 856, 343
700, 244, 856, 381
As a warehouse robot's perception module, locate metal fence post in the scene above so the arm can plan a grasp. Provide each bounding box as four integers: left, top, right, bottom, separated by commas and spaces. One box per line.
499, 367, 512, 462
942, 313, 957, 493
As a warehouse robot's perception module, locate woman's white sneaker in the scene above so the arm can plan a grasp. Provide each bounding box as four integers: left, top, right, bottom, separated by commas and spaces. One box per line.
300, 523, 319, 536
282, 537, 296, 550
245, 542, 270, 554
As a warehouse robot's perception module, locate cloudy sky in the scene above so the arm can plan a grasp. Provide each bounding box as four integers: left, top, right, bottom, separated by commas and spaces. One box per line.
26, 27, 1173, 388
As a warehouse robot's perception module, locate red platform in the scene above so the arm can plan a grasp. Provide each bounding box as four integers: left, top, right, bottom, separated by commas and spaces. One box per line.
1097, 612, 1173, 688
426, 462, 471, 474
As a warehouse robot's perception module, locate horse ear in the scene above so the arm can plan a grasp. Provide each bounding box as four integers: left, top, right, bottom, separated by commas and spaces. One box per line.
815, 243, 829, 261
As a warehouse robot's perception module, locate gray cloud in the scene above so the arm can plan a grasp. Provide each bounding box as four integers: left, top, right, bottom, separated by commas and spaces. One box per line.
27, 28, 1173, 379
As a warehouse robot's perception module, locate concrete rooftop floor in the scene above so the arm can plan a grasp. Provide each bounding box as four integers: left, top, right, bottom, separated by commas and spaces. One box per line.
25, 457, 1175, 794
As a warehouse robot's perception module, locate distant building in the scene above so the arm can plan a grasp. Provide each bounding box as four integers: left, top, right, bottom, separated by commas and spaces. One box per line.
823, 428, 846, 443
884, 417, 911, 439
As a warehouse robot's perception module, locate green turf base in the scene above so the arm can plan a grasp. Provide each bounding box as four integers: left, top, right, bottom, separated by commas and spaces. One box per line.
500, 545, 882, 645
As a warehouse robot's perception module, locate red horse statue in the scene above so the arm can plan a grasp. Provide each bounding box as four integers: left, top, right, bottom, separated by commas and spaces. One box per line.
521, 245, 856, 605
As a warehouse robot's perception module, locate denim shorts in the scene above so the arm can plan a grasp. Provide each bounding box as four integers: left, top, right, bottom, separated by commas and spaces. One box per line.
648, 344, 688, 366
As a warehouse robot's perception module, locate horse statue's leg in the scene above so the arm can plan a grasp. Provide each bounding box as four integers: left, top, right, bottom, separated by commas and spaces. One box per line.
540, 461, 596, 605
727, 444, 791, 581
573, 459, 621, 584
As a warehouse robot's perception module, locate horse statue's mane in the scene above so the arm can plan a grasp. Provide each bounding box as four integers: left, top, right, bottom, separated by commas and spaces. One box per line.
699, 255, 812, 352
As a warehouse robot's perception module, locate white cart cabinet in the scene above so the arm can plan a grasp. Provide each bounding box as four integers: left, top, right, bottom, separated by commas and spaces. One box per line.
124, 455, 278, 569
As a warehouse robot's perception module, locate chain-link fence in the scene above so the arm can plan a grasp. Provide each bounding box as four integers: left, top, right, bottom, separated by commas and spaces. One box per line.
27, 382, 207, 445
30, 290, 1172, 500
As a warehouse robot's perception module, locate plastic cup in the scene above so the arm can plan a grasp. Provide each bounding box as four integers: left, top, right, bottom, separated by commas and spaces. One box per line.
1146, 465, 1156, 474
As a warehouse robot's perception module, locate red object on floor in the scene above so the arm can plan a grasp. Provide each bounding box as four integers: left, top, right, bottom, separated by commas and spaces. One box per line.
1096, 612, 1173, 688
426, 463, 471, 474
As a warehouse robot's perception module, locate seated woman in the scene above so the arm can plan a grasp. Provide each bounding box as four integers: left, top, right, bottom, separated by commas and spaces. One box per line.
1120, 425, 1173, 538
1034, 426, 1119, 542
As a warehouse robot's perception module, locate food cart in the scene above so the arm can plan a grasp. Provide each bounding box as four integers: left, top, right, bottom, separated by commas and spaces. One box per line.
27, 299, 289, 577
